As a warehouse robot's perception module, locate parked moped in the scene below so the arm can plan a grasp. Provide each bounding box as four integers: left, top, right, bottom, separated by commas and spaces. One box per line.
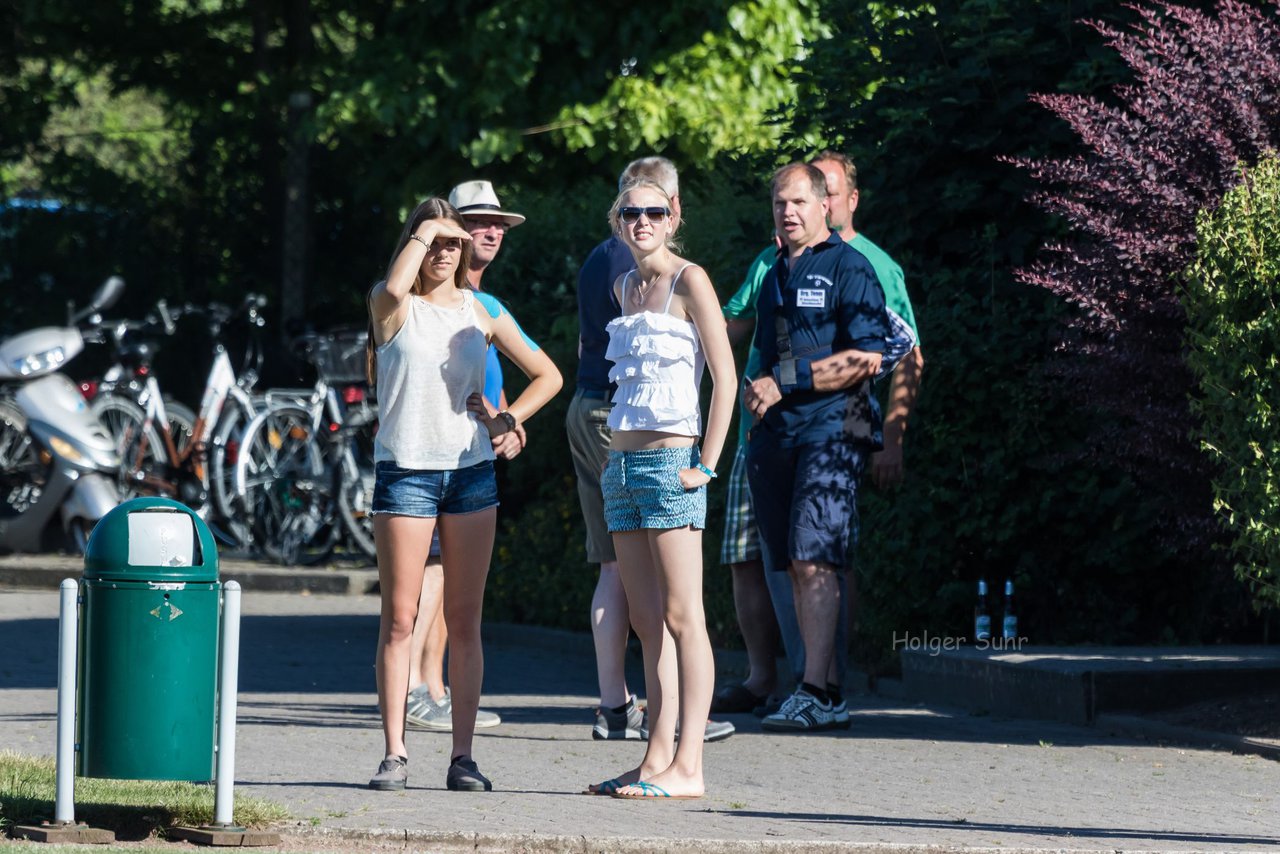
0, 277, 125, 552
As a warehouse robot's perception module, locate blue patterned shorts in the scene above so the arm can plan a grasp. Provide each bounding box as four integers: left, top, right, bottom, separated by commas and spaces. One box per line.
602, 446, 706, 532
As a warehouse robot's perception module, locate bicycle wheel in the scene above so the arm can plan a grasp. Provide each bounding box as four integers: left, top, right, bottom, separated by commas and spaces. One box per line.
164, 398, 196, 457
209, 404, 252, 548
334, 420, 377, 563
90, 393, 168, 501
238, 405, 337, 565
0, 398, 46, 519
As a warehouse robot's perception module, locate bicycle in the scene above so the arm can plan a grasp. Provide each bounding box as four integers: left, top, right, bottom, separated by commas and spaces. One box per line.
82, 299, 196, 499
233, 330, 377, 565
94, 294, 271, 547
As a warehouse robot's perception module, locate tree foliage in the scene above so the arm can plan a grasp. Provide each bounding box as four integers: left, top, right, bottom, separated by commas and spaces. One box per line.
2, 1, 825, 330
797, 0, 1261, 659
1185, 155, 1280, 611
1008, 0, 1280, 557
6, 0, 1276, 645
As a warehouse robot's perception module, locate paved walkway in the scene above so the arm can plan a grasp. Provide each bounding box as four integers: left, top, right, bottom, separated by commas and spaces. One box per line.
2, 583, 1280, 852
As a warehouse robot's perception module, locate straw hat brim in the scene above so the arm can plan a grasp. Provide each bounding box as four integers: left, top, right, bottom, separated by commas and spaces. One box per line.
457, 207, 526, 228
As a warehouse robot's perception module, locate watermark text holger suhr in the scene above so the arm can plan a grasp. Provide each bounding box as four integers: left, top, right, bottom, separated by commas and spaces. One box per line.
892, 631, 1028, 654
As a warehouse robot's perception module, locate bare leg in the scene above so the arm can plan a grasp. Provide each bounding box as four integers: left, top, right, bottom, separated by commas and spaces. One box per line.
598, 529, 676, 788
437, 508, 497, 762
791, 561, 840, 690
374, 514, 435, 760
729, 558, 779, 696
618, 526, 711, 798
410, 557, 447, 700
591, 560, 632, 708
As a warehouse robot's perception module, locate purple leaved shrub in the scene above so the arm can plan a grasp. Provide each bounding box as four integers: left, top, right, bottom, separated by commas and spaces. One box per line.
1007, 0, 1280, 556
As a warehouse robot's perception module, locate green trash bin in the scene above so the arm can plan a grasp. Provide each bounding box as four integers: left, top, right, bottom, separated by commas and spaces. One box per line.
76, 497, 221, 781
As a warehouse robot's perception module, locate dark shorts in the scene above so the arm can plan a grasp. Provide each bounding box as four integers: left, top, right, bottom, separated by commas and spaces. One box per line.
602, 446, 706, 532
370, 460, 499, 518
566, 389, 616, 562
746, 433, 865, 571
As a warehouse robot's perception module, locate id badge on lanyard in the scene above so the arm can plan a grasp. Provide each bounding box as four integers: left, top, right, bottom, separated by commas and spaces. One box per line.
772, 257, 799, 388
775, 315, 797, 388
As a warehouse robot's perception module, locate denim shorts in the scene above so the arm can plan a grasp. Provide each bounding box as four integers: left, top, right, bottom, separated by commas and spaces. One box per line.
746, 432, 865, 571
370, 460, 499, 518
602, 446, 706, 532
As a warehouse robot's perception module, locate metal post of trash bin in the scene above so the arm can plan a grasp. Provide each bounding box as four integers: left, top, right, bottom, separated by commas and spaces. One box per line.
55, 577, 78, 825
213, 581, 241, 828
11, 580, 115, 845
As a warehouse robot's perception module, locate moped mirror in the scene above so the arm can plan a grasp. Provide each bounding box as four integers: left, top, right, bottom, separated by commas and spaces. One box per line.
91, 276, 126, 312
70, 276, 125, 324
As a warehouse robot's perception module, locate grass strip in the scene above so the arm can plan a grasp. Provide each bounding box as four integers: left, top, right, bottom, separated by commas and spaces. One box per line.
0, 750, 288, 839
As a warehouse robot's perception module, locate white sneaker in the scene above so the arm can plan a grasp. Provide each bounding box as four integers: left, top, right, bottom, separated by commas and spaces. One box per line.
761, 689, 836, 732
831, 699, 851, 730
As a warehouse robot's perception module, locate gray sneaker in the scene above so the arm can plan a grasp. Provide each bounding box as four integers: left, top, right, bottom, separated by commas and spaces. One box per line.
762, 689, 837, 732
368, 755, 407, 791
446, 756, 493, 792
703, 718, 737, 742
406, 686, 502, 731
406, 687, 452, 731
639, 713, 736, 743
592, 695, 644, 740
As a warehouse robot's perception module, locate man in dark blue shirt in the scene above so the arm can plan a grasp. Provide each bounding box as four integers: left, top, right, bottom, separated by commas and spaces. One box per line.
744, 162, 890, 732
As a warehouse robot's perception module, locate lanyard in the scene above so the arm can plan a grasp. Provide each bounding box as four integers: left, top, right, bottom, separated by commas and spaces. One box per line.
772, 256, 798, 387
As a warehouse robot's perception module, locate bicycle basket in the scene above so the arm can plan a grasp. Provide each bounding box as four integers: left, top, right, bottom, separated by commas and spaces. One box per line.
305, 330, 368, 384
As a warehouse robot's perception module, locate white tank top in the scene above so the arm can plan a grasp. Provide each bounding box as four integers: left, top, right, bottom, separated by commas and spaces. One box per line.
604, 264, 704, 436
373, 290, 495, 469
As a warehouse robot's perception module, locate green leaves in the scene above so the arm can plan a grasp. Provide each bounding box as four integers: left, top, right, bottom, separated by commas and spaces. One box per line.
1185, 155, 1280, 610
540, 0, 827, 161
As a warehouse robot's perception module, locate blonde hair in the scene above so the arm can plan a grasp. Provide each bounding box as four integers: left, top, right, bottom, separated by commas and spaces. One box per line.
608, 179, 681, 251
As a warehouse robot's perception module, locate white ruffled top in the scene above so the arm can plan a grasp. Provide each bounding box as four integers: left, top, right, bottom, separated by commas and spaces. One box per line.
605, 265, 704, 436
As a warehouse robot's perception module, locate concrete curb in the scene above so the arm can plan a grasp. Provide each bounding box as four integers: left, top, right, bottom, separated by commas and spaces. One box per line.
284, 824, 1183, 854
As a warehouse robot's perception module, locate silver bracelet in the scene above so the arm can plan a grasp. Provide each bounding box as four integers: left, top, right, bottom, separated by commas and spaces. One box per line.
408, 234, 430, 250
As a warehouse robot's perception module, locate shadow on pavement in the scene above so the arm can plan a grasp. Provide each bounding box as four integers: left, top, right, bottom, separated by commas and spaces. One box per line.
3, 611, 1255, 753
713, 809, 1280, 847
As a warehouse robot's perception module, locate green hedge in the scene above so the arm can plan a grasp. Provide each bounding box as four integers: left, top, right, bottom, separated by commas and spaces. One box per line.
1185, 155, 1280, 612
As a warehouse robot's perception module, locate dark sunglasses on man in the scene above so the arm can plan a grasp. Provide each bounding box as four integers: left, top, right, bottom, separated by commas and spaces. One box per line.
619, 206, 671, 224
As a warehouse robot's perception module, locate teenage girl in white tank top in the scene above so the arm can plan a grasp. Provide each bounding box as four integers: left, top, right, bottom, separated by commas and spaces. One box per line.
365, 198, 561, 792
588, 179, 736, 800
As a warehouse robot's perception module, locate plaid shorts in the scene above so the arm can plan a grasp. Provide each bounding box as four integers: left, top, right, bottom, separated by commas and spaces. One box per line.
719, 444, 761, 565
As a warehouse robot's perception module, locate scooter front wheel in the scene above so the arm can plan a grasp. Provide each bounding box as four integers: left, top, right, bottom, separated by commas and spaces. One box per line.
0, 398, 46, 518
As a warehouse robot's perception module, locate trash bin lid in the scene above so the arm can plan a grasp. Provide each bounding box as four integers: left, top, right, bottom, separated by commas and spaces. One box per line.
83, 497, 219, 582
